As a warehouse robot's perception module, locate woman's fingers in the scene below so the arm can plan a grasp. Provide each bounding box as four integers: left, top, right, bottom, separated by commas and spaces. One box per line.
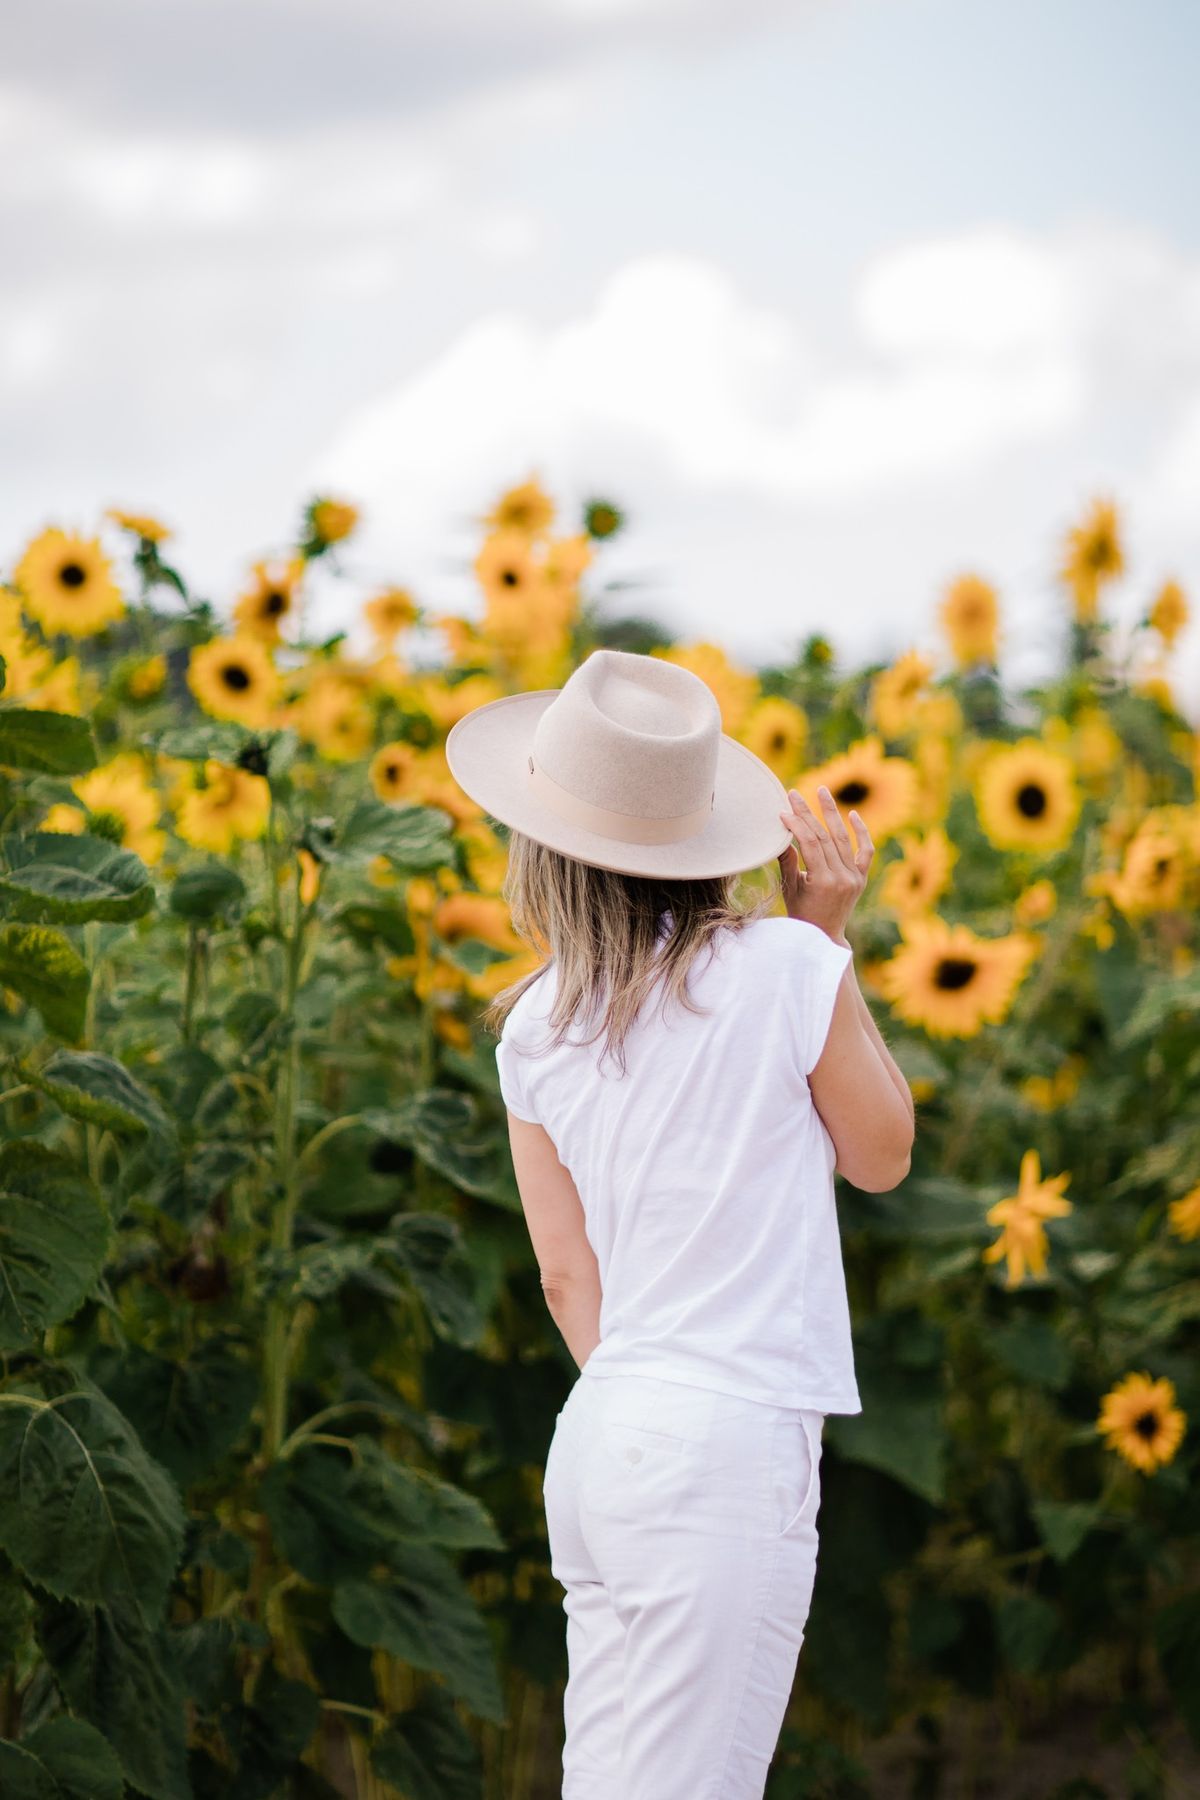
815, 785, 856, 869
782, 790, 836, 875
848, 807, 875, 874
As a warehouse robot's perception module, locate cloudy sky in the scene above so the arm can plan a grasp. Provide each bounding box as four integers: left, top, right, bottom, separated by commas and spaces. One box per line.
3, 0, 1199, 715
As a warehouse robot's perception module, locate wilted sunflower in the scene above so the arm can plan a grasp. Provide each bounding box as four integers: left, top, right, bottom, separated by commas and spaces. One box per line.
879, 827, 958, 918
72, 753, 165, 865
653, 644, 756, 738
188, 636, 280, 727
870, 651, 934, 740
1097, 1371, 1186, 1475
483, 475, 555, 538
364, 587, 420, 645
795, 736, 919, 847
14, 527, 125, 638
105, 508, 172, 544
938, 574, 998, 667
370, 740, 417, 804
175, 761, 269, 855
876, 915, 1038, 1039
234, 557, 305, 639
981, 1146, 1072, 1288
740, 695, 808, 782
1147, 577, 1189, 649
1166, 1183, 1200, 1242
1059, 495, 1123, 624
974, 738, 1080, 855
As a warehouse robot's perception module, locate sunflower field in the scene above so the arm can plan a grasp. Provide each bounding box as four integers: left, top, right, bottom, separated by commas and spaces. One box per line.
0, 481, 1197, 1800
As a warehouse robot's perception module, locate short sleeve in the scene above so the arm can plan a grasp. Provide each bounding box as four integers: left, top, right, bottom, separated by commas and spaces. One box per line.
783, 919, 854, 1077
495, 1019, 541, 1123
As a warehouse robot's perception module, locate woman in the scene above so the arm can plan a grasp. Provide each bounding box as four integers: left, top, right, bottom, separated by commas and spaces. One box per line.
445, 647, 915, 1799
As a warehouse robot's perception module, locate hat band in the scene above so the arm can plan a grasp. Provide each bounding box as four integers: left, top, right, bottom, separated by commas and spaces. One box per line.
527, 753, 714, 845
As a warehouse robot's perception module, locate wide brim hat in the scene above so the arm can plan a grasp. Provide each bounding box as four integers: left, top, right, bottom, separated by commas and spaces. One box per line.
444, 647, 794, 880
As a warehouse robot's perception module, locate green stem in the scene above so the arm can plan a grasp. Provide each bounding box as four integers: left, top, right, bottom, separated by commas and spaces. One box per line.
295, 1111, 365, 1172
262, 870, 309, 1460
182, 924, 200, 1041
83, 922, 101, 1184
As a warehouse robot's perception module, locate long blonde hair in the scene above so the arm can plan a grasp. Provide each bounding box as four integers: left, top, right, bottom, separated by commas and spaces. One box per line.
480, 829, 785, 1079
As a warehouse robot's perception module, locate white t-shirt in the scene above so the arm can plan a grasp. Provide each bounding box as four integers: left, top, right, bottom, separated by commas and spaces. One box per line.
495, 911, 861, 1415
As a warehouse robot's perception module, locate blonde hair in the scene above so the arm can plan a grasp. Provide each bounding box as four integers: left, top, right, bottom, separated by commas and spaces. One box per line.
480, 829, 786, 1079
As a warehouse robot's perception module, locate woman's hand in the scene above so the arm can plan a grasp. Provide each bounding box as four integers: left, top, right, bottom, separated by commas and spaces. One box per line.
777, 784, 875, 942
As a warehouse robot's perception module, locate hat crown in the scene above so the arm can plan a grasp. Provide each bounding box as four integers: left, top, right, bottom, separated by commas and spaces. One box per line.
531, 649, 720, 820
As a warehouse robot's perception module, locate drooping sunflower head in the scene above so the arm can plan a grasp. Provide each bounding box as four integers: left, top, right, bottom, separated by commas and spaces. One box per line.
307, 497, 360, 547
187, 636, 281, 727
105, 508, 173, 544
1059, 496, 1124, 623
1148, 578, 1189, 649
13, 527, 125, 639
1097, 1371, 1187, 1474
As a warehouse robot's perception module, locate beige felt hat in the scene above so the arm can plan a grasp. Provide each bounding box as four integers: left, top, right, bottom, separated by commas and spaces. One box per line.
444, 647, 794, 880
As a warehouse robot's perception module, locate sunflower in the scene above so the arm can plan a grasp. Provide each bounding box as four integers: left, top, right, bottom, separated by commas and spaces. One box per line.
1014, 878, 1057, 926
740, 695, 808, 782
126, 654, 167, 701
939, 574, 999, 666
1167, 1183, 1200, 1243
1148, 578, 1189, 649
297, 849, 321, 907
652, 642, 758, 737
1106, 825, 1188, 916
879, 827, 958, 918
175, 761, 270, 855
1097, 1371, 1187, 1474
475, 528, 542, 609
483, 475, 555, 538
364, 587, 420, 645
584, 497, 623, 540
105, 508, 172, 543
876, 915, 1038, 1039
72, 753, 165, 865
542, 533, 593, 597
310, 498, 359, 546
289, 668, 373, 761
1020, 1052, 1084, 1112
418, 671, 505, 732
433, 612, 487, 664
38, 804, 85, 835
234, 557, 305, 639
1059, 496, 1123, 624
870, 651, 934, 740
432, 891, 522, 954
981, 1147, 1072, 1288
794, 736, 920, 848
974, 738, 1080, 855
13, 527, 125, 638
187, 636, 280, 727
370, 740, 417, 804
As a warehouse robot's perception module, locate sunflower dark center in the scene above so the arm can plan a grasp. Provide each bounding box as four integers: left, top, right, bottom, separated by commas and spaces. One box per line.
770, 732, 787, 752
837, 780, 870, 806
58, 562, 87, 588
264, 590, 288, 615
501, 568, 520, 587
221, 664, 252, 692
1133, 1410, 1158, 1439
1016, 783, 1047, 818
934, 956, 977, 991
1153, 858, 1171, 882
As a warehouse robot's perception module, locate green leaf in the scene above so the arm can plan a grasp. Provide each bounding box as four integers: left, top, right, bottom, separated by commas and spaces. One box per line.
0, 1719, 125, 1800
824, 1313, 947, 1505
1031, 1498, 1102, 1562
0, 924, 89, 1042
24, 1049, 174, 1139
370, 1685, 484, 1798
148, 720, 299, 779
854, 1176, 990, 1242
0, 831, 155, 924
0, 1374, 185, 1622
0, 1561, 32, 1674
333, 1542, 505, 1723
88, 1337, 258, 1487
35, 1595, 190, 1800
325, 798, 455, 870
218, 1663, 320, 1798
982, 1317, 1073, 1391
0, 1141, 110, 1352
383, 1212, 486, 1345
169, 860, 246, 921
364, 1090, 517, 1206
0, 709, 96, 776
994, 1590, 1059, 1674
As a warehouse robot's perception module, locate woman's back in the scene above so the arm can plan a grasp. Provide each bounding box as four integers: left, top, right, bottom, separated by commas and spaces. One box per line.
496, 912, 862, 1414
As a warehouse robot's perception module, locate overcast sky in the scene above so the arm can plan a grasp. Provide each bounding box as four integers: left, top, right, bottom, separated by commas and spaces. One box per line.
3, 0, 1198, 718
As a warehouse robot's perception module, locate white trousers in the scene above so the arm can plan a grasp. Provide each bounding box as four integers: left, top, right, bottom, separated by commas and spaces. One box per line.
543, 1370, 824, 1799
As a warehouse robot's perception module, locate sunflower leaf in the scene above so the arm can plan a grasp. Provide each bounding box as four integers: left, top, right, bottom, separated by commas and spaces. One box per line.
0, 1142, 110, 1353
23, 1048, 175, 1139
0, 831, 155, 924
0, 708, 97, 776
0, 923, 90, 1041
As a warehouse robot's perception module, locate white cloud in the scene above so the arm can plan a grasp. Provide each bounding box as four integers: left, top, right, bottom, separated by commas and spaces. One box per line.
855, 225, 1073, 358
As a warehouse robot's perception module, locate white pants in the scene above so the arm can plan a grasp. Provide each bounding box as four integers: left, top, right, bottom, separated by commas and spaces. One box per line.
543, 1370, 824, 1799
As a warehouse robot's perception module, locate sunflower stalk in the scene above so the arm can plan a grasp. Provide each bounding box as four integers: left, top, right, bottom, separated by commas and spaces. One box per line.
261, 862, 309, 1461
